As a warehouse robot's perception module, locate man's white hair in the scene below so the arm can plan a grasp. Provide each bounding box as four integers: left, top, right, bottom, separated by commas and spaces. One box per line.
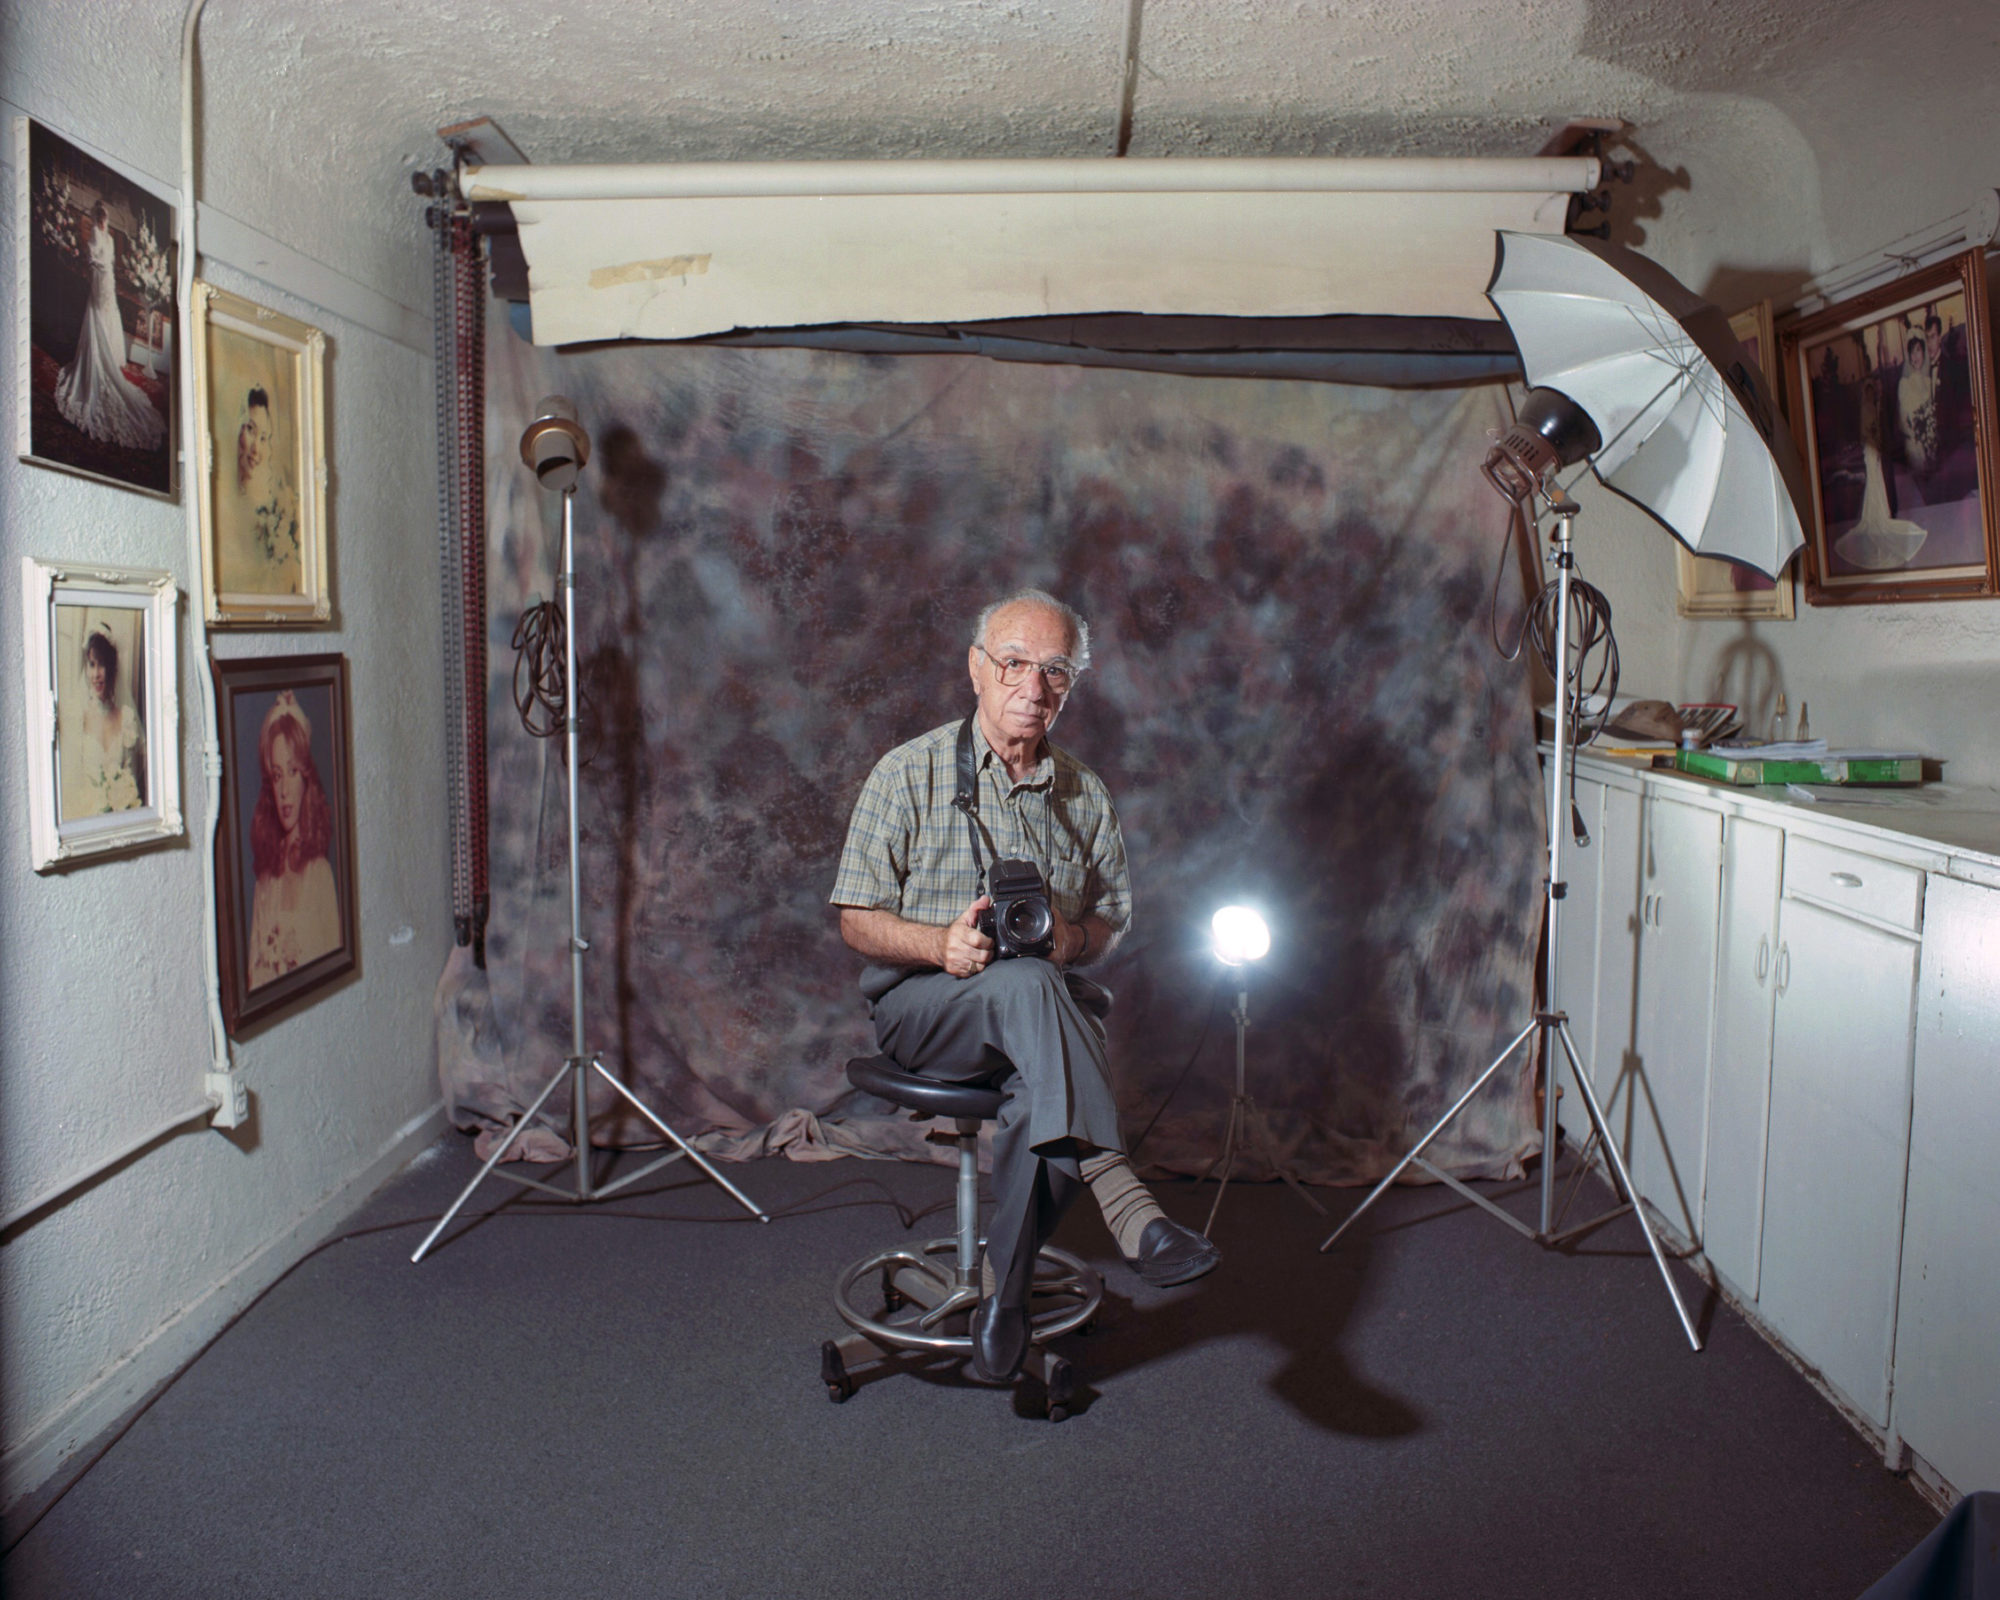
971, 589, 1091, 671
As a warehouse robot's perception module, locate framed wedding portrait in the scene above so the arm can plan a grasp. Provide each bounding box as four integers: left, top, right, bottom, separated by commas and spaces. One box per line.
18, 557, 183, 871
1781, 250, 2000, 605
213, 653, 357, 1035
191, 281, 330, 626
15, 116, 178, 498
1675, 300, 1796, 619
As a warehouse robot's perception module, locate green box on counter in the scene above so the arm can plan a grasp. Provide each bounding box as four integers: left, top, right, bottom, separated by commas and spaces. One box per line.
1674, 749, 1923, 786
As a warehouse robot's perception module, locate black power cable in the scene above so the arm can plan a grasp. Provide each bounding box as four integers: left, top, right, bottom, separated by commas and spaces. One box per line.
1488, 493, 1620, 846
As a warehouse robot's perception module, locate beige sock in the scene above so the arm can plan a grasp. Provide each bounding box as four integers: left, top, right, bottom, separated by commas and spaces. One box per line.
1081, 1151, 1166, 1257
977, 1153, 1170, 1294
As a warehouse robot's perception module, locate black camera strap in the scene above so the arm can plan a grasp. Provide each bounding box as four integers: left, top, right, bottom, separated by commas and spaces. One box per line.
951, 713, 988, 896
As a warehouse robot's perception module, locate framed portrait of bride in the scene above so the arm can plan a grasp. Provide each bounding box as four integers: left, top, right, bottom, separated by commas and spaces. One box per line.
15, 117, 178, 497
18, 557, 183, 871
190, 281, 331, 626
1781, 250, 2000, 605
212, 653, 357, 1034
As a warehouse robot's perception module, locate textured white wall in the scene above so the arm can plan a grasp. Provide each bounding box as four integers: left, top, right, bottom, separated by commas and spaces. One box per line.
0, 13, 449, 1502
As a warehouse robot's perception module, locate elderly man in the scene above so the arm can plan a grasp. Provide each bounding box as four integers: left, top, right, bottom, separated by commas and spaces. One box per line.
829, 588, 1218, 1381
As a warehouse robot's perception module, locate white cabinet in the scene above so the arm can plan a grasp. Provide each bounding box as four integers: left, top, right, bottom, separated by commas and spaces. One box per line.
1757, 847, 1924, 1430
1892, 875, 2000, 1493
1701, 816, 1784, 1298
1554, 752, 2000, 1494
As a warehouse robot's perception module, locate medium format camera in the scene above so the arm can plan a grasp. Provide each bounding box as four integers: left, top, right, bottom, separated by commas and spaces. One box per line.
977, 857, 1056, 960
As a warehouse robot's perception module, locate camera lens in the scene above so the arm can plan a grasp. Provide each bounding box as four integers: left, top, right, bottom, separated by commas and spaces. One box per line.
1002, 897, 1053, 946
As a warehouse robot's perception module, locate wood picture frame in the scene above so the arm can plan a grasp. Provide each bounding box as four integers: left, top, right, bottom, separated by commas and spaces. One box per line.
18, 556, 182, 870
1676, 300, 1796, 619
15, 115, 178, 498
191, 281, 330, 626
1781, 249, 2000, 605
213, 653, 357, 1034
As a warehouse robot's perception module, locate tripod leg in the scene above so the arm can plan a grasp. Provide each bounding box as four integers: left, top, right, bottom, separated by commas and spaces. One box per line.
1242, 1096, 1328, 1216
590, 1060, 770, 1222
1319, 1017, 1539, 1253
1201, 1095, 1246, 1236
1557, 1023, 1702, 1352
411, 1054, 573, 1262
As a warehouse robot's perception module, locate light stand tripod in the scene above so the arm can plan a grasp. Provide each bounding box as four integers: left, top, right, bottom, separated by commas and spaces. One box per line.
413, 399, 766, 1264
1316, 490, 1701, 1351
1202, 978, 1327, 1235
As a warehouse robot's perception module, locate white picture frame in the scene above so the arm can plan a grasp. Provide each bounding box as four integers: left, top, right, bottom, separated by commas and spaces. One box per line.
19, 556, 183, 871
190, 280, 330, 625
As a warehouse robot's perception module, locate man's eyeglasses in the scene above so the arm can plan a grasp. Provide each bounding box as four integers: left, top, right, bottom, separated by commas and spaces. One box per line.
977, 644, 1080, 695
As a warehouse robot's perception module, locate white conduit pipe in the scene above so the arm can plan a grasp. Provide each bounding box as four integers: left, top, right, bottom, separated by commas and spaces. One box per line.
1, 1104, 218, 1235
180, 0, 232, 1091
459, 154, 1601, 204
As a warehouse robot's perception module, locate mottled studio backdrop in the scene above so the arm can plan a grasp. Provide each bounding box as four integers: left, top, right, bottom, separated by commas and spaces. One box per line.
436, 320, 1546, 1184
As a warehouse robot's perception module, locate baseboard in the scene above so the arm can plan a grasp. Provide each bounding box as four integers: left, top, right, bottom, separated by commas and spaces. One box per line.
0, 1100, 448, 1540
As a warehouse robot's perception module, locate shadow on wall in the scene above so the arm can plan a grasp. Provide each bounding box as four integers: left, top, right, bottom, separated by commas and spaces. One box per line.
1705, 621, 1787, 741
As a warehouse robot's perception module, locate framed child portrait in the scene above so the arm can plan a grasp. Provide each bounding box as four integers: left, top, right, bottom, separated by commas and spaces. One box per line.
213, 653, 357, 1034
18, 557, 183, 870
1781, 250, 2000, 604
191, 281, 331, 626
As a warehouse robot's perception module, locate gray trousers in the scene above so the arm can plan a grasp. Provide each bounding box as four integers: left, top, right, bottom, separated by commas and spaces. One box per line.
871, 959, 1125, 1299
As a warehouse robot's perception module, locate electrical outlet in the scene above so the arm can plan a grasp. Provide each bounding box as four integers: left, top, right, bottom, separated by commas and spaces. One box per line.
206, 1071, 250, 1129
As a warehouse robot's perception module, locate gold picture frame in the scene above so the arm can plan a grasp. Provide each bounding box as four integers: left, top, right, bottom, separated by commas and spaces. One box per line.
191, 281, 329, 625
1674, 300, 1796, 619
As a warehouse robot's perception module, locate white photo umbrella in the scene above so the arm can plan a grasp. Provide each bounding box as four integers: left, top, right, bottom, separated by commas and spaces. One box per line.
1486, 230, 1811, 579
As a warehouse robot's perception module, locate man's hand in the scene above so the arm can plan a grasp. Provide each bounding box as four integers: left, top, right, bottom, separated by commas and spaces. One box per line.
1048, 904, 1083, 967
940, 895, 995, 978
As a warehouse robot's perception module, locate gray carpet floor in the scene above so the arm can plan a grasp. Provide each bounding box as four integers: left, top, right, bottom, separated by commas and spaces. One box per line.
3, 1135, 1939, 1598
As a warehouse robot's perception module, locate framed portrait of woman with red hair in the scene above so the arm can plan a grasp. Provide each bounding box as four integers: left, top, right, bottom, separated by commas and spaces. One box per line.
213, 653, 356, 1034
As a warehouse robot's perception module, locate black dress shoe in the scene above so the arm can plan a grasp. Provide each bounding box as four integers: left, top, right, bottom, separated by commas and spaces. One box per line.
971, 1296, 1031, 1382
1124, 1216, 1222, 1287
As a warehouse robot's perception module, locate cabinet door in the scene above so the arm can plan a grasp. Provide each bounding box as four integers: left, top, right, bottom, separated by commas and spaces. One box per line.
1893, 876, 2000, 1493
1759, 898, 1920, 1428
1576, 782, 1643, 1141
1551, 776, 1607, 1150
1620, 793, 1722, 1243
1702, 817, 1784, 1298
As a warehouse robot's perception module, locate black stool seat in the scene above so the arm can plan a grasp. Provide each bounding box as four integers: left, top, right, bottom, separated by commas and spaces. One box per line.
847, 1055, 1004, 1123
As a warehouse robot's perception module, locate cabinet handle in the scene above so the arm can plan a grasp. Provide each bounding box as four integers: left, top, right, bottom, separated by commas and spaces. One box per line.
1654, 893, 1665, 928
1829, 870, 1863, 889
1640, 893, 1654, 928
1774, 942, 1790, 996
1754, 934, 1770, 983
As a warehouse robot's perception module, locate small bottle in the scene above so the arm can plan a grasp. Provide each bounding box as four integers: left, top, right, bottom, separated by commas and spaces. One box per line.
1772, 692, 1788, 743
1796, 700, 1811, 742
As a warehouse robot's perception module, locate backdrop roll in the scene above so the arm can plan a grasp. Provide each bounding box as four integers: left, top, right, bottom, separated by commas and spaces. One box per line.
436, 318, 1546, 1184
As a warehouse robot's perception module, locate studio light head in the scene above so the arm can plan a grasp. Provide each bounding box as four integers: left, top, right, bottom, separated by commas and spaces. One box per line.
519, 395, 591, 492
1211, 905, 1271, 968
1481, 386, 1602, 506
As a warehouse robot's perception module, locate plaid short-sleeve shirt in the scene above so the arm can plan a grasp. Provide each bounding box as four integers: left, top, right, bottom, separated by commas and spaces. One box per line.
830, 717, 1132, 943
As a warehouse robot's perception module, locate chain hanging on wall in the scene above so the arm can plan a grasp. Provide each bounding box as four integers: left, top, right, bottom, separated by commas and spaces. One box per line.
419, 168, 490, 962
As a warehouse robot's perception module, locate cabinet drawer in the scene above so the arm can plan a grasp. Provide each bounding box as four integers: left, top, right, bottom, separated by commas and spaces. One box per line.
1784, 836, 1922, 931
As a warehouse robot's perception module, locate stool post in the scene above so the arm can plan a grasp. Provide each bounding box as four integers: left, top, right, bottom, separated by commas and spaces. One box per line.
955, 1117, 981, 1286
